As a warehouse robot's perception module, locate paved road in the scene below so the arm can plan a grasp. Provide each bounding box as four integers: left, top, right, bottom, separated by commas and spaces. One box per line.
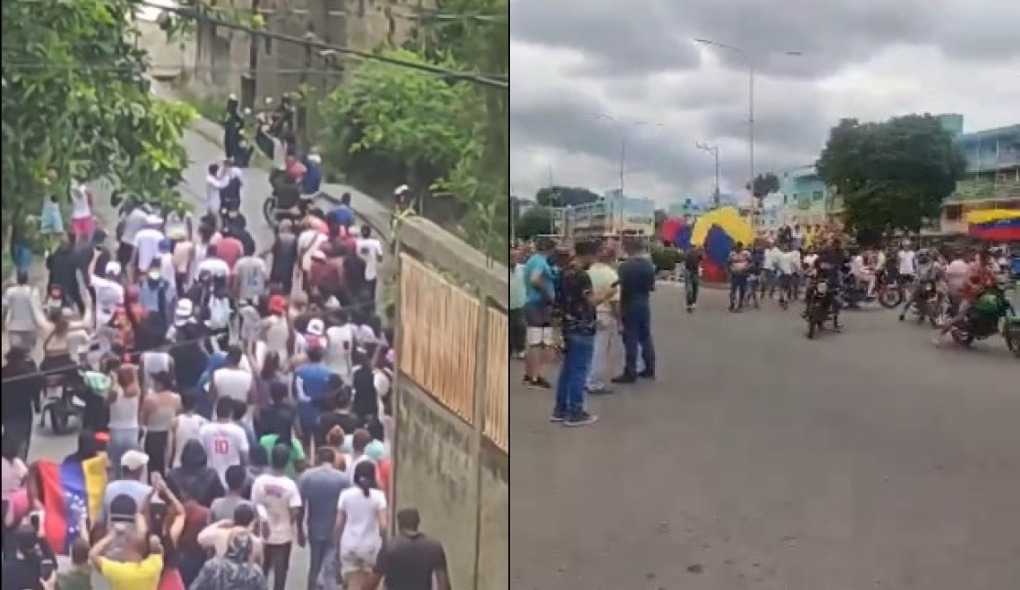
510, 287, 1019, 590
22, 127, 386, 590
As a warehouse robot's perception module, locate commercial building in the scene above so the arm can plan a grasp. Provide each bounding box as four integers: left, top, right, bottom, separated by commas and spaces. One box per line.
939, 123, 1020, 234
555, 190, 657, 239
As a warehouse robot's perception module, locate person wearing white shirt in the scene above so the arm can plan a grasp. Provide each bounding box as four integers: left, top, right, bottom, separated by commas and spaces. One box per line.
774, 244, 796, 305
206, 163, 231, 215
251, 444, 303, 586
199, 398, 251, 486
763, 244, 782, 299
131, 216, 166, 275
210, 347, 255, 406
118, 206, 150, 266
356, 225, 385, 306
898, 243, 917, 282
851, 251, 876, 296
336, 461, 388, 587
325, 311, 356, 383
197, 245, 231, 279
91, 264, 126, 354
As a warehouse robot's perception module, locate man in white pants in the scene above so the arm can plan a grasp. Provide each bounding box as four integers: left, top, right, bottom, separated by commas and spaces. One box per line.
586, 245, 620, 394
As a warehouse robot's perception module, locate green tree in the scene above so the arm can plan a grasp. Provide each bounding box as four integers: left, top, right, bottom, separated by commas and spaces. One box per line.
535, 186, 602, 208
748, 173, 780, 200
514, 207, 554, 240
816, 115, 966, 240
1, 0, 194, 245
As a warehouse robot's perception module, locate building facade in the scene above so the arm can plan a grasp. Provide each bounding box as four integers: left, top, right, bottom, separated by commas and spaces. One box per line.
555, 191, 656, 239
939, 123, 1020, 234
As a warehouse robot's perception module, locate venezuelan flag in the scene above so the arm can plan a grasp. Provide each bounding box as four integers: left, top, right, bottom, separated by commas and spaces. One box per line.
36, 456, 107, 554
966, 210, 1020, 242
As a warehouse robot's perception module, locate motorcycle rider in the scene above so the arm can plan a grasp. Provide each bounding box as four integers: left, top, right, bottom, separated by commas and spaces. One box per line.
850, 247, 876, 298
899, 249, 940, 321
807, 236, 846, 331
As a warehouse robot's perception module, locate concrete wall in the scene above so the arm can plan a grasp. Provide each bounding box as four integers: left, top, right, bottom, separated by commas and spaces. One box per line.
393, 380, 508, 589
392, 216, 509, 590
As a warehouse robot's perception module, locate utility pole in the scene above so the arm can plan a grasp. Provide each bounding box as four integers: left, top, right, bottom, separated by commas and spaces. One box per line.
696, 142, 721, 208
619, 130, 628, 195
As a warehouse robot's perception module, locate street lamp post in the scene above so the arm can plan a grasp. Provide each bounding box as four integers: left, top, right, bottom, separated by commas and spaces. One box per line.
696, 142, 721, 208
594, 114, 663, 195
693, 39, 802, 199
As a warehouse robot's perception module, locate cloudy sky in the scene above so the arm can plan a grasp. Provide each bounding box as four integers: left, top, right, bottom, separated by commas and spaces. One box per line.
509, 0, 1020, 206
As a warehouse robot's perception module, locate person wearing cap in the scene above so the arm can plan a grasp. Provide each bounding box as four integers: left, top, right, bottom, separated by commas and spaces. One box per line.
98, 449, 152, 531
91, 261, 126, 355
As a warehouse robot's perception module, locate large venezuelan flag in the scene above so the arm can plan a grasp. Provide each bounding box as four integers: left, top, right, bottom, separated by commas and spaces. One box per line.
966, 210, 1020, 241
36, 456, 107, 554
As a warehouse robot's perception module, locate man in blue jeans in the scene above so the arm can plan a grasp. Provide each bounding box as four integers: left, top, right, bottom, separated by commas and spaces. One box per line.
613, 240, 657, 383
552, 240, 612, 426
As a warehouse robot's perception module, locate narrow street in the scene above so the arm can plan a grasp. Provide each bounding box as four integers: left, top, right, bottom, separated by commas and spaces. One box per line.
511, 287, 1019, 590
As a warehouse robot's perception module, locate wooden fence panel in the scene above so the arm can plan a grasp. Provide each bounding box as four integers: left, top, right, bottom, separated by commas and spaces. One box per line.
485, 309, 509, 451
400, 255, 480, 423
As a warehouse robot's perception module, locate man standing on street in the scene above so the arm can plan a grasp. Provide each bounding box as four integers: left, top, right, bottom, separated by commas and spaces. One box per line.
613, 239, 656, 384
508, 249, 528, 360
585, 244, 619, 394
522, 237, 556, 389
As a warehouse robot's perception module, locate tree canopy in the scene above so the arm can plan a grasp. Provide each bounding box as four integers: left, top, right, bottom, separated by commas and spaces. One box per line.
1, 0, 194, 246
514, 206, 554, 240
535, 186, 602, 208
816, 114, 966, 240
749, 173, 780, 199
317, 0, 508, 260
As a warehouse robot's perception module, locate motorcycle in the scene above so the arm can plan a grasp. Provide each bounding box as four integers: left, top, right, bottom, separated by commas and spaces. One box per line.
901, 280, 947, 327
948, 289, 1014, 349
804, 278, 836, 339
39, 373, 86, 435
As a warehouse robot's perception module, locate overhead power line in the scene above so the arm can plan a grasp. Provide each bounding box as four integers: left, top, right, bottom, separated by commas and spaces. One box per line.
137, 1, 508, 89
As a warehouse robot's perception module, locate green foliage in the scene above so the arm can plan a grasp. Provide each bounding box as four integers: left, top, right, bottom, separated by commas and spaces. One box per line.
535, 186, 602, 208
514, 207, 554, 240
650, 247, 681, 273
816, 114, 966, 238
1, 0, 194, 242
319, 0, 508, 262
749, 173, 780, 199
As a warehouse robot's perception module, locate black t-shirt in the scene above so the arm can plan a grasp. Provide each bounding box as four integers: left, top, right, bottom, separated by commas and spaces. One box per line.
2, 542, 57, 590
1, 360, 43, 420
261, 403, 297, 439
684, 250, 702, 273
374, 533, 448, 590
557, 267, 596, 336
270, 236, 298, 280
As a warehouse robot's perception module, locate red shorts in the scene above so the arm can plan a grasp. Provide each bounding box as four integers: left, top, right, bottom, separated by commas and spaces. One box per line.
72, 216, 95, 238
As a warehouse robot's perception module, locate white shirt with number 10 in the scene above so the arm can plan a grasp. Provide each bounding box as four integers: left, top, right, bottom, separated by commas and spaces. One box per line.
199, 422, 250, 487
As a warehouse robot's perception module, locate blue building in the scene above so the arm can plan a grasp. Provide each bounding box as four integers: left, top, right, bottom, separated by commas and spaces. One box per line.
940, 121, 1020, 233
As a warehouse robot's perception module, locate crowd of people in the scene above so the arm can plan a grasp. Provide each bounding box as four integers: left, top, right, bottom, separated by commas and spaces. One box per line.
2, 170, 451, 590
509, 237, 658, 427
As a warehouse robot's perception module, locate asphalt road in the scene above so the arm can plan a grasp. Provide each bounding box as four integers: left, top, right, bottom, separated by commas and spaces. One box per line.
510, 285, 1019, 590
20, 127, 385, 590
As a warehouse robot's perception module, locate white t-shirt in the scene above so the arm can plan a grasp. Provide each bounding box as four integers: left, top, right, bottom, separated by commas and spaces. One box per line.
234, 257, 268, 301
121, 209, 149, 246
764, 247, 782, 271
898, 250, 917, 276
356, 238, 384, 281
337, 487, 387, 551
213, 367, 254, 404
775, 251, 795, 275
197, 257, 231, 278
251, 473, 302, 545
134, 228, 165, 271
92, 276, 125, 325
298, 230, 327, 273
199, 422, 250, 485
174, 414, 208, 467
325, 325, 355, 380
356, 325, 377, 346
70, 185, 92, 220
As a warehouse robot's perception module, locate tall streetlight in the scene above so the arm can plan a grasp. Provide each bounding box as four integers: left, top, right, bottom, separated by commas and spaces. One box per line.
594, 113, 664, 195
693, 38, 802, 198
696, 142, 721, 208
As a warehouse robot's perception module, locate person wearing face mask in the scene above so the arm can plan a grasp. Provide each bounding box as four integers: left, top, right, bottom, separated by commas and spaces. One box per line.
138, 261, 174, 335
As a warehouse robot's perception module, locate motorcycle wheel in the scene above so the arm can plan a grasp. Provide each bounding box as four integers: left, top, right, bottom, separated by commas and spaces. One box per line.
49, 405, 71, 435
879, 286, 903, 309
263, 197, 279, 228
950, 328, 973, 347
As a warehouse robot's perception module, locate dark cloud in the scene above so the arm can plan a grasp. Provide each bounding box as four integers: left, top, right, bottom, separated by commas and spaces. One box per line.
511, 99, 707, 191
511, 0, 1020, 80
702, 103, 831, 157
509, 0, 701, 77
